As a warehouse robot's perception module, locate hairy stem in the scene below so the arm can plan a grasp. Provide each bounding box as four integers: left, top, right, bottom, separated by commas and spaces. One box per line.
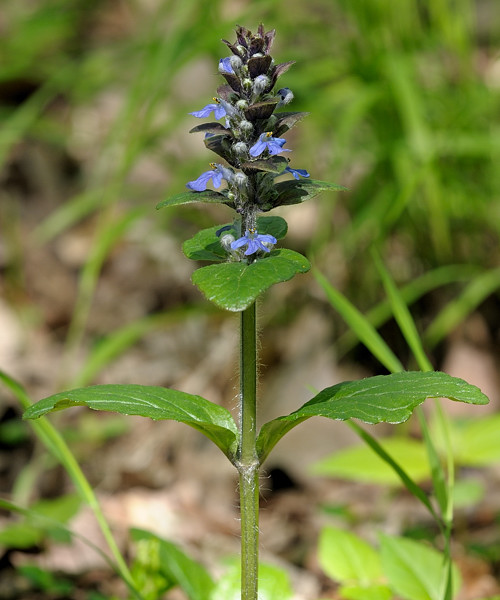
238, 302, 259, 600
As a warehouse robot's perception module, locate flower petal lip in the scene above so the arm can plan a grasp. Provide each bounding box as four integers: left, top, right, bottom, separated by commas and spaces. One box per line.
249, 133, 291, 157
189, 102, 226, 120
219, 57, 234, 73
186, 164, 225, 191
284, 166, 310, 179
230, 230, 278, 255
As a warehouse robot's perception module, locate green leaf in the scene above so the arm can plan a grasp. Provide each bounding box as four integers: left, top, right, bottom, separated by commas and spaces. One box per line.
23, 385, 239, 461
131, 529, 214, 600
210, 559, 293, 600
257, 371, 488, 463
453, 413, 500, 466
273, 179, 348, 207
318, 526, 383, 587
380, 534, 461, 600
191, 249, 310, 311
311, 437, 430, 485
340, 584, 393, 600
156, 189, 233, 210
189, 122, 229, 135
183, 216, 288, 262
0, 522, 44, 549
240, 156, 289, 174
273, 111, 309, 136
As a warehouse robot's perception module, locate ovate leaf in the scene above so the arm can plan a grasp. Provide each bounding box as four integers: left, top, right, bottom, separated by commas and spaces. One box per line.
23, 385, 239, 461
210, 559, 293, 600
318, 526, 383, 587
380, 534, 461, 600
240, 156, 289, 174
311, 437, 430, 485
273, 179, 348, 207
191, 249, 310, 311
183, 216, 288, 262
257, 371, 488, 463
131, 528, 214, 600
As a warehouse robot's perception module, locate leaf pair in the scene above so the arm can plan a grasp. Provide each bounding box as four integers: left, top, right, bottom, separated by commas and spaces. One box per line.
23, 372, 488, 465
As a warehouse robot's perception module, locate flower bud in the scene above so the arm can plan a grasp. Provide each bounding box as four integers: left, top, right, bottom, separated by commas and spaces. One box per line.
242, 78, 253, 92
220, 234, 235, 251
236, 99, 249, 111
253, 74, 270, 95
234, 172, 247, 189
217, 165, 234, 183
233, 142, 248, 156
230, 55, 243, 71
277, 87, 294, 106
239, 120, 253, 134
217, 98, 238, 118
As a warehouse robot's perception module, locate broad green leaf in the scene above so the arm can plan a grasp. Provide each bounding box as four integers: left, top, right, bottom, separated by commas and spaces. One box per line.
340, 584, 393, 600
318, 526, 383, 587
257, 371, 488, 463
131, 529, 214, 600
191, 249, 310, 311
452, 479, 484, 508
0, 522, 44, 549
210, 559, 293, 600
156, 189, 233, 210
183, 216, 288, 262
23, 385, 239, 461
380, 534, 461, 600
452, 414, 500, 466
273, 111, 309, 136
311, 437, 430, 485
240, 156, 289, 174
189, 122, 229, 135
273, 179, 348, 207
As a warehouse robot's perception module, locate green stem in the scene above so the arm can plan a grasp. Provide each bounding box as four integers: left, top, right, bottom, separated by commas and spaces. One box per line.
238, 302, 259, 600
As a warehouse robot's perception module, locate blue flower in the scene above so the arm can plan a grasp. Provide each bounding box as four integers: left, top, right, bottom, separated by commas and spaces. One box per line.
249, 132, 291, 157
189, 100, 226, 120
230, 229, 277, 255
219, 57, 234, 73
284, 166, 310, 179
186, 164, 224, 191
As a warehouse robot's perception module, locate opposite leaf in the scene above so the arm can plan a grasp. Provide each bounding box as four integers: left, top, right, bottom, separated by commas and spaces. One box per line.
191, 249, 310, 311
183, 216, 288, 262
273, 179, 348, 208
156, 189, 233, 211
23, 385, 239, 462
257, 371, 488, 463
380, 534, 461, 600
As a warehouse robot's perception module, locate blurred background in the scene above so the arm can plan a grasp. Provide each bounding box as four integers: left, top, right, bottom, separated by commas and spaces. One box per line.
1, 0, 500, 598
